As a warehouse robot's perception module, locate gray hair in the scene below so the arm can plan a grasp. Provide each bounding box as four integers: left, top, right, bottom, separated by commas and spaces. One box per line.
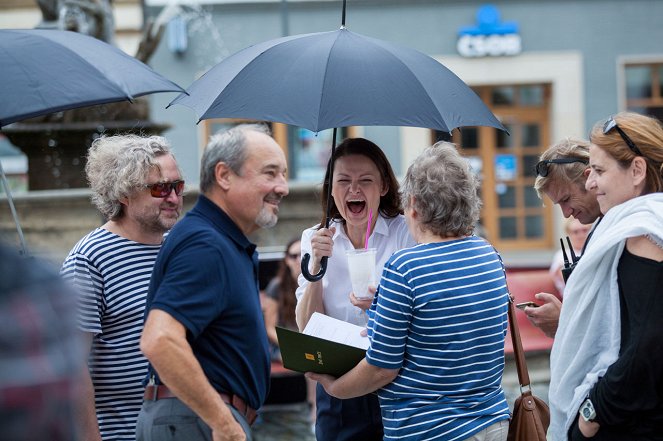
401, 141, 481, 237
200, 123, 271, 193
85, 134, 173, 220
534, 138, 590, 198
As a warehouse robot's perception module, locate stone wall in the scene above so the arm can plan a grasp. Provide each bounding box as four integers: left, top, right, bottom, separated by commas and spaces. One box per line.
0, 183, 322, 264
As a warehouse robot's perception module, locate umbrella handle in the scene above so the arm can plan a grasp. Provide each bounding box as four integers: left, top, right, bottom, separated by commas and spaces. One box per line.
301, 254, 327, 281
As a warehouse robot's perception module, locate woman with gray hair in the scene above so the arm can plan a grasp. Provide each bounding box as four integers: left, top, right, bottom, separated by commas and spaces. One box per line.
308, 142, 511, 441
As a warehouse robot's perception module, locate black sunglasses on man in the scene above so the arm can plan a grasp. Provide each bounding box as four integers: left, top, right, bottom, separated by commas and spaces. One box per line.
534, 158, 588, 177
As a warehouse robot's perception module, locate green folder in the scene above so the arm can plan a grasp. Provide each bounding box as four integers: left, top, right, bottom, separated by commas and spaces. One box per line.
276, 326, 366, 377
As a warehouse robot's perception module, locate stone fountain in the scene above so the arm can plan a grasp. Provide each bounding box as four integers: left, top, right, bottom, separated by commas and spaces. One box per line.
3, 0, 169, 190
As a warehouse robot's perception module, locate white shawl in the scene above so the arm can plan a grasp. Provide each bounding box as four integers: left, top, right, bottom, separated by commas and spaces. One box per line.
548, 193, 663, 441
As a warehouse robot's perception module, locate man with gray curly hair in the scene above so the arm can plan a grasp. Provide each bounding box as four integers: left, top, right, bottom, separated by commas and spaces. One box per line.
61, 134, 183, 440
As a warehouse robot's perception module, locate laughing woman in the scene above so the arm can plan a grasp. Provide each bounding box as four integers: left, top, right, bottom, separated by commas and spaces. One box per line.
549, 112, 663, 441
307, 142, 511, 441
295, 137, 415, 441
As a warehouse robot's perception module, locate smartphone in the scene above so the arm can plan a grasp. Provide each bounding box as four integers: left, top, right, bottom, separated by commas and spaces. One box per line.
516, 301, 539, 310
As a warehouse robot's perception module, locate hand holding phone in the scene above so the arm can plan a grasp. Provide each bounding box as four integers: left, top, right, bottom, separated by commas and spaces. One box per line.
516, 301, 539, 310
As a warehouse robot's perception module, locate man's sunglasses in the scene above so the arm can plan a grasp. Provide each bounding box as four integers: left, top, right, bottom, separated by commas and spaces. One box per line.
144, 180, 185, 198
603, 116, 644, 157
535, 158, 588, 177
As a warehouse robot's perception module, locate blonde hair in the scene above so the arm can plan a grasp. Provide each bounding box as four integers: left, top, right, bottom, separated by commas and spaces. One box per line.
589, 111, 663, 194
534, 138, 590, 198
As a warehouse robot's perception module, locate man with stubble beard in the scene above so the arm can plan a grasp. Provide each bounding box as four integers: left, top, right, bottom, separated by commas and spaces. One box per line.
137, 124, 289, 441
61, 134, 184, 440
524, 138, 603, 338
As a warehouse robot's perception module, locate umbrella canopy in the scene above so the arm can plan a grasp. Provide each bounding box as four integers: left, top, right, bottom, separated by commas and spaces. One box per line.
169, 28, 505, 133
0, 29, 185, 256
0, 29, 184, 127
170, 26, 506, 281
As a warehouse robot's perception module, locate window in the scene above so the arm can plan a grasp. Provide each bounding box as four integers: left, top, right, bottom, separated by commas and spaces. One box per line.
624, 62, 663, 121
433, 84, 553, 250
202, 120, 357, 182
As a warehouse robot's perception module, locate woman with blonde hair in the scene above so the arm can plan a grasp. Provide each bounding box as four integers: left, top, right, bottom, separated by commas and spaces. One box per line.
549, 112, 663, 440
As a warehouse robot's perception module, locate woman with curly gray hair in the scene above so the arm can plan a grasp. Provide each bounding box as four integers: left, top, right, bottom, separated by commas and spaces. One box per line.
309, 142, 511, 441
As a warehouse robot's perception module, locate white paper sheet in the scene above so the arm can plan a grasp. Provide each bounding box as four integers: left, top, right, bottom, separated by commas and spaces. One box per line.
303, 312, 369, 350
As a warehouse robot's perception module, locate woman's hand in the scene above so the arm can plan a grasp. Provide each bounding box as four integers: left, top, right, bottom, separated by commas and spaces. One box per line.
577, 415, 600, 438
309, 227, 336, 272
306, 372, 338, 396
349, 285, 376, 311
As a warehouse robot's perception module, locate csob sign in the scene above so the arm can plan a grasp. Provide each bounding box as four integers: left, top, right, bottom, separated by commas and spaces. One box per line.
457, 4, 522, 58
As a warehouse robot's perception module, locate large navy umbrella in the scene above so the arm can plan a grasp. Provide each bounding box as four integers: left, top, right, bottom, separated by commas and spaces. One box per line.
0, 29, 184, 255
170, 7, 506, 280
169, 28, 503, 134
0, 29, 184, 126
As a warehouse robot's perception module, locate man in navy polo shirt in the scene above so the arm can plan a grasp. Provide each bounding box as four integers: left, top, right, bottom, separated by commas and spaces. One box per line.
137, 124, 289, 441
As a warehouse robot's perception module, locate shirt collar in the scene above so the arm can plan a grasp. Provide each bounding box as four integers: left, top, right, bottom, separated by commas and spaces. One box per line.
195, 195, 257, 256
331, 212, 389, 241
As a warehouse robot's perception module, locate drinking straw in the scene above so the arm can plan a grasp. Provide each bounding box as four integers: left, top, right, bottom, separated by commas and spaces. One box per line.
364, 209, 373, 249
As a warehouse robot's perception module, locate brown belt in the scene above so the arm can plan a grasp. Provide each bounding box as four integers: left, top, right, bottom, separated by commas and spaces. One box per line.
143, 384, 257, 425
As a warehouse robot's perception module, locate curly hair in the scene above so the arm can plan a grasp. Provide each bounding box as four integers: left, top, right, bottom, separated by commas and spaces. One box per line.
319, 137, 402, 227
534, 138, 590, 199
589, 111, 663, 194
85, 134, 175, 220
401, 141, 481, 237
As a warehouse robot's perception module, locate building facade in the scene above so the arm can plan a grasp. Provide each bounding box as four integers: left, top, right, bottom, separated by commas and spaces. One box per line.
2, 0, 662, 266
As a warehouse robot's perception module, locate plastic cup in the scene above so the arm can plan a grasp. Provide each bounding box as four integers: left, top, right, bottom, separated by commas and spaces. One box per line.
346, 248, 377, 300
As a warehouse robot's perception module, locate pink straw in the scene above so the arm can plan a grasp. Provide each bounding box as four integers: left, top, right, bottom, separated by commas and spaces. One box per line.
364, 209, 373, 249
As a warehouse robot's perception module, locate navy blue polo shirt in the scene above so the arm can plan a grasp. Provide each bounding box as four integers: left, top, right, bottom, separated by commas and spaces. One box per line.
144, 195, 270, 410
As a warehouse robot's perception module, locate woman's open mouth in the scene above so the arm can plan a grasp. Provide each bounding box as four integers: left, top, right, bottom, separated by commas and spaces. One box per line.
347, 199, 366, 214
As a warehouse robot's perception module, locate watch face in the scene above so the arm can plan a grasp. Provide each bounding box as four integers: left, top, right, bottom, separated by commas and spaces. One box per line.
580, 399, 596, 422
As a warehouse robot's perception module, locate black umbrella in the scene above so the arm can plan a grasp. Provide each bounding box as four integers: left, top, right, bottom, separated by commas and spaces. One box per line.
0, 29, 185, 254
170, 1, 507, 280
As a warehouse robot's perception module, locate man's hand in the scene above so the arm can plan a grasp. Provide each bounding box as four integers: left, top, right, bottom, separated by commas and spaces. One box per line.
212, 420, 246, 441
523, 292, 561, 338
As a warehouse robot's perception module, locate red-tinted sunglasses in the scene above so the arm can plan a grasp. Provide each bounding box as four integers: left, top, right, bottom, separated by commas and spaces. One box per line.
144, 180, 185, 198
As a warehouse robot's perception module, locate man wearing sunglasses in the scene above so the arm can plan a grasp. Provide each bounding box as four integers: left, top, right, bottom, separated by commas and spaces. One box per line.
524, 138, 603, 338
61, 134, 183, 441
138, 124, 289, 441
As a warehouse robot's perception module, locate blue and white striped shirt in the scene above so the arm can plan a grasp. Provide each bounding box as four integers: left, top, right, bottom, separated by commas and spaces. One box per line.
61, 228, 161, 440
366, 236, 510, 441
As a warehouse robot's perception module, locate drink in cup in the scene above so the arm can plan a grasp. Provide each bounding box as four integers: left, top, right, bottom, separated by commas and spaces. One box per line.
346, 248, 377, 300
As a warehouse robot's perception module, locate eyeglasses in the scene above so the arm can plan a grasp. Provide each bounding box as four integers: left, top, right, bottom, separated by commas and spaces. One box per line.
144, 180, 185, 198
534, 158, 588, 177
603, 116, 643, 157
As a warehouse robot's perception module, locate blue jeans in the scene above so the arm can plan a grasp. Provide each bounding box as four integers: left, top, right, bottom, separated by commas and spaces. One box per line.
136, 397, 253, 441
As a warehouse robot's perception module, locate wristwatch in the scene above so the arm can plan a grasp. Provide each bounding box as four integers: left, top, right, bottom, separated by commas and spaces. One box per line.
579, 398, 597, 422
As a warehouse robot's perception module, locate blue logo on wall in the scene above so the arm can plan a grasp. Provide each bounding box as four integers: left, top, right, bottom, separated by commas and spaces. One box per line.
457, 4, 521, 57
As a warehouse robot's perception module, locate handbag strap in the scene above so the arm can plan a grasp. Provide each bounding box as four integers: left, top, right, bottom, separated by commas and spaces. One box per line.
493, 247, 531, 388
507, 293, 531, 388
